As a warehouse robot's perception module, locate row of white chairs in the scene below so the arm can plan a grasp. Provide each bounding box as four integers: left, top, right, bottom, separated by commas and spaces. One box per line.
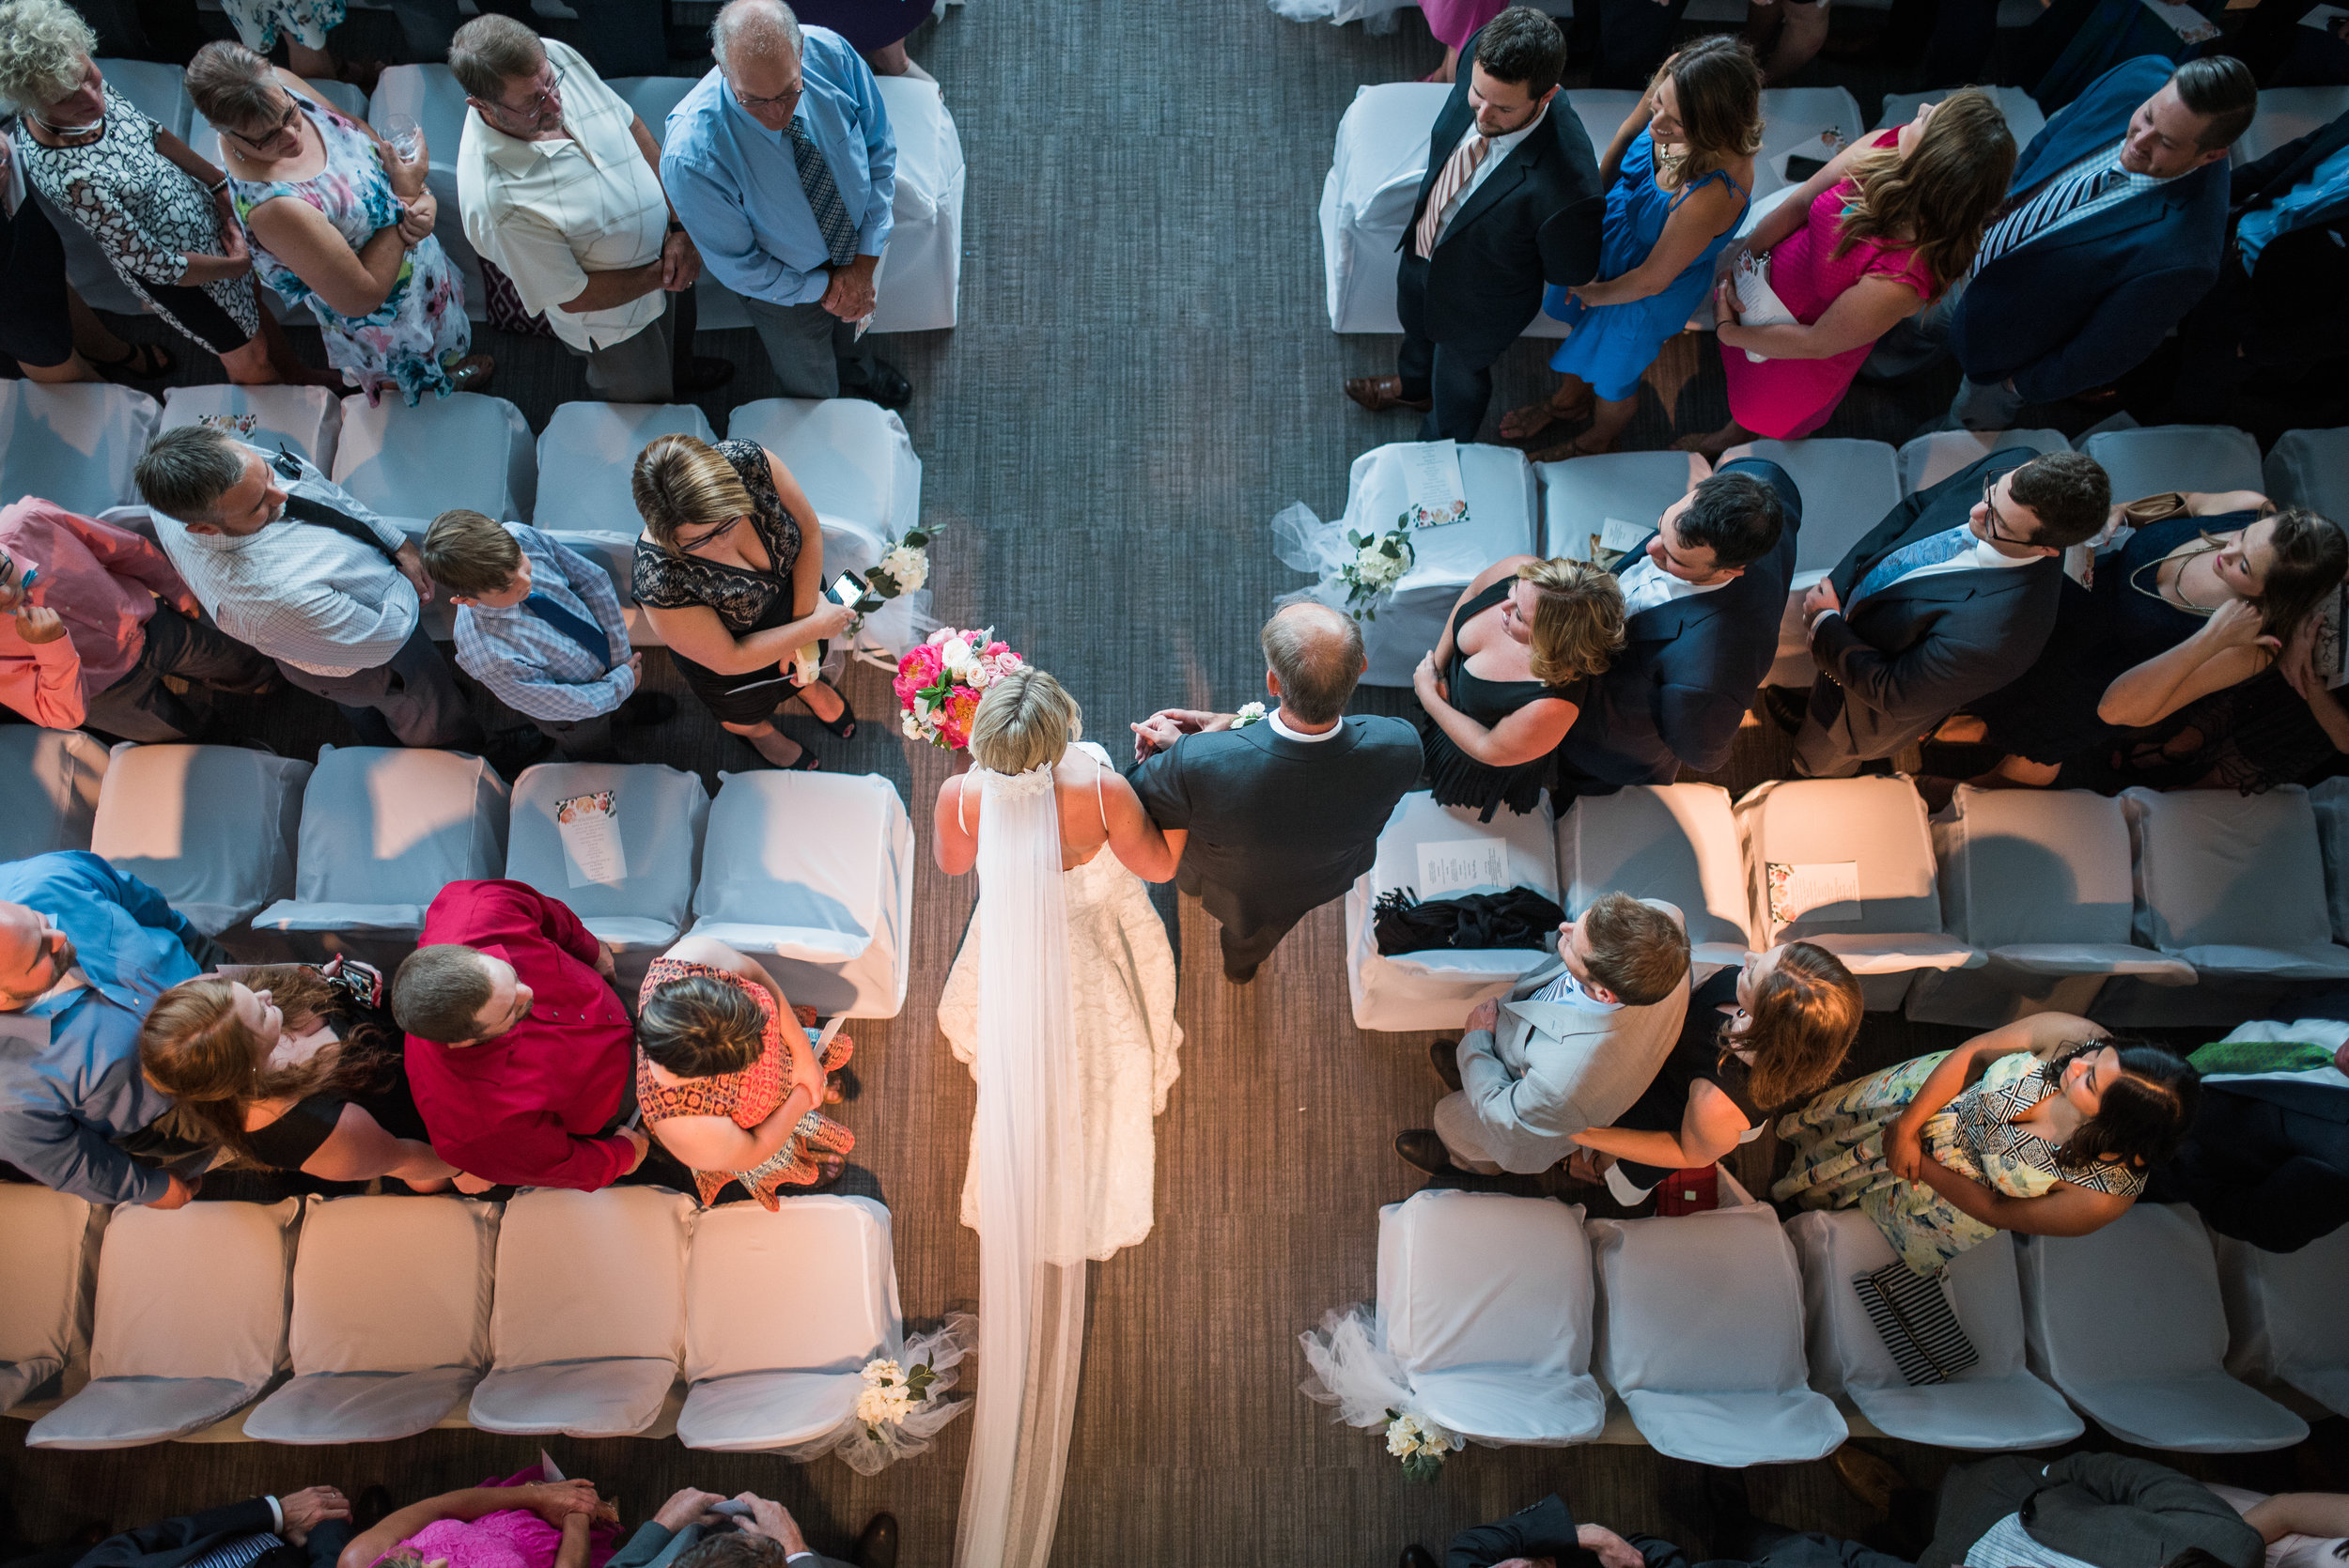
1346, 774, 2349, 1030
1357, 1179, 2338, 1466
0, 730, 916, 1017
1, 1183, 903, 1452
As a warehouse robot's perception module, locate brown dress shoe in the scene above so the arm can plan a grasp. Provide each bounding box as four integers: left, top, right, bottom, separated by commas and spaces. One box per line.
1346, 374, 1434, 413
1395, 1129, 1455, 1175
1402, 1548, 1440, 1568
1830, 1443, 1909, 1516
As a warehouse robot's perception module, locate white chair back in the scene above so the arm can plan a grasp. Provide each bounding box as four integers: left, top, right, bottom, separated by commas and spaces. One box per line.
2122, 785, 2349, 981
1719, 439, 1901, 574
159, 385, 344, 474
1345, 442, 1540, 687
91, 744, 312, 937
869, 76, 966, 333
1894, 428, 2070, 497
1558, 784, 1753, 965
533, 401, 717, 538
1535, 450, 1709, 562
0, 727, 110, 861
2213, 1220, 2349, 1419
0, 1186, 105, 1415
506, 761, 710, 953
255, 746, 510, 935
2082, 425, 2265, 504
0, 382, 161, 517
332, 391, 537, 526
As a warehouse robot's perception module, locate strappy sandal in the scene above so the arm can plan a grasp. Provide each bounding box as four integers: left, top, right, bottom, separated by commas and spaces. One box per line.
89, 341, 175, 380
803, 678, 857, 738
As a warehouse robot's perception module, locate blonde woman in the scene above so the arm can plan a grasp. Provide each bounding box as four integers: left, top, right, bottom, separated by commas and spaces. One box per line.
1414, 554, 1628, 821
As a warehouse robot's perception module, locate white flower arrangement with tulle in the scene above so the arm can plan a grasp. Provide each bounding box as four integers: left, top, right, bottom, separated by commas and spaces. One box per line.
1383, 1407, 1463, 1483
1340, 528, 1414, 621
1298, 1302, 1469, 1483
768, 1314, 976, 1475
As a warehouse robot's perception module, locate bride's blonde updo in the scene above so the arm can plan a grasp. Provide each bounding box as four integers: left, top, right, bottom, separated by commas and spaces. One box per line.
971, 668, 1082, 775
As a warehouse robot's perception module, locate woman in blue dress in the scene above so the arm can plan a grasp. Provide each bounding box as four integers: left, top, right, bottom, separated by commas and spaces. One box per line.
1499, 37, 1760, 460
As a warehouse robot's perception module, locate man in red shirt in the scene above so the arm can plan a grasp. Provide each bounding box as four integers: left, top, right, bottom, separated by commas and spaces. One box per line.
396, 879, 647, 1190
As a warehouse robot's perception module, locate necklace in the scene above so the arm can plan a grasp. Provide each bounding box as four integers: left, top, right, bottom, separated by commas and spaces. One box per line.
2125, 536, 2226, 618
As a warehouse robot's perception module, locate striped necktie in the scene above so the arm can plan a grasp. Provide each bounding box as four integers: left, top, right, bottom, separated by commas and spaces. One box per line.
184, 1534, 282, 1568
789, 118, 860, 269
1975, 160, 2119, 270
1415, 132, 1492, 259
1849, 523, 1977, 606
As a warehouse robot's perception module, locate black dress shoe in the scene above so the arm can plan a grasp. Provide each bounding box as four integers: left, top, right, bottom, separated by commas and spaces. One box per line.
1223, 962, 1259, 985
841, 355, 912, 410
853, 1512, 899, 1568
1402, 1547, 1439, 1568
674, 355, 736, 395
353, 1484, 394, 1531
1428, 1038, 1462, 1092
615, 690, 677, 727
1395, 1129, 1455, 1176
1761, 684, 1810, 734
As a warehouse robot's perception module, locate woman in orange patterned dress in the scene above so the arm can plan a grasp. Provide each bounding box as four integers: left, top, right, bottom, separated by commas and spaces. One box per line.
634, 936, 854, 1206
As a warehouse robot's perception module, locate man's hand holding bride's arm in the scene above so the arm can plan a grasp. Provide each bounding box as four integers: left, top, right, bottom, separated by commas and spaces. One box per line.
1130, 706, 1234, 763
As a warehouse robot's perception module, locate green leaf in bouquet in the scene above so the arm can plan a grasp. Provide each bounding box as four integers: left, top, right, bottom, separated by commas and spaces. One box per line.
1404, 1452, 1443, 1484
904, 528, 931, 547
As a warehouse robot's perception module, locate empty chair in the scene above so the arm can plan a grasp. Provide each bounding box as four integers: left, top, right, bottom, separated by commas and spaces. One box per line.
1875, 86, 2045, 149
0, 726, 110, 861
677, 1196, 901, 1451
332, 391, 537, 529
2232, 86, 2349, 167
2121, 784, 2349, 983
2314, 776, 2349, 942
241, 1194, 499, 1443
90, 744, 310, 938
2016, 1203, 2309, 1451
469, 1187, 692, 1438
2081, 425, 2265, 504
0, 381, 162, 518
1719, 439, 1901, 575
609, 75, 698, 132
1586, 1201, 1846, 1465
1343, 790, 1562, 1032
868, 77, 966, 334
2212, 1225, 2349, 1418
1535, 451, 1710, 563
158, 385, 344, 474
366, 65, 485, 319
724, 397, 925, 589
26, 1199, 300, 1450
688, 771, 916, 1018
254, 745, 510, 937
506, 762, 710, 962
2263, 428, 2349, 523
0, 1186, 105, 1415
533, 401, 717, 537
1752, 88, 1866, 201
1786, 1210, 2082, 1450
1895, 428, 2071, 497
1338, 442, 1539, 687
1557, 784, 1753, 966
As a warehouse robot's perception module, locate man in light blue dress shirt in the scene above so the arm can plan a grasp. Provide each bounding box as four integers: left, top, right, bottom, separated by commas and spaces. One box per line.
661, 0, 908, 408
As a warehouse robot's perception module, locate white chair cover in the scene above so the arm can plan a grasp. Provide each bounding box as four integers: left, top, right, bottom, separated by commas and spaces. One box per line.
1375, 1190, 1605, 1444
0, 382, 162, 517
1751, 88, 1867, 203
2015, 1203, 2310, 1452
1557, 784, 1753, 966
241, 1194, 499, 1444
1342, 790, 1561, 1032
506, 761, 710, 954
2263, 428, 2349, 523
1343, 442, 1539, 687
367, 64, 487, 320
2233, 86, 2349, 166
0, 1186, 105, 1415
95, 58, 193, 140
2081, 425, 2266, 504
725, 396, 925, 544
1894, 428, 2072, 497
159, 385, 345, 474
332, 391, 537, 526
1874, 86, 2046, 148
254, 745, 511, 935
2121, 784, 2349, 981
689, 770, 917, 1018
469, 1187, 692, 1438
2312, 777, 2349, 943
1785, 1210, 2082, 1450
1586, 1202, 1847, 1465
26, 1199, 300, 1450
0, 726, 110, 861
1535, 451, 1711, 561
533, 401, 717, 536
90, 743, 312, 937
2213, 1210, 2349, 1418
677, 1195, 902, 1451
869, 77, 966, 333
1718, 438, 1902, 575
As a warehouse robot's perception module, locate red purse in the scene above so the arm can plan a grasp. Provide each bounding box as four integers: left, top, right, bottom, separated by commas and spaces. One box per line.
1654, 1165, 1719, 1217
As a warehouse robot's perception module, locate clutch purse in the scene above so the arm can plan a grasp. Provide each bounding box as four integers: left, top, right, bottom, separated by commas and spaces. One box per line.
1853, 1259, 1979, 1386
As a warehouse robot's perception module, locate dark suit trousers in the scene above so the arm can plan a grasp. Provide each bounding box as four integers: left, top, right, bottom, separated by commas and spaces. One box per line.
1576, 0, 1696, 87
1793, 677, 1869, 778
276, 624, 484, 752
1395, 253, 1506, 442
1177, 860, 1306, 974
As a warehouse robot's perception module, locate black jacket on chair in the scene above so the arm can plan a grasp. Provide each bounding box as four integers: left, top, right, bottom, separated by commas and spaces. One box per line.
73, 1502, 345, 1568
2226, 110, 2349, 370
2143, 1075, 2349, 1253
1400, 39, 1607, 359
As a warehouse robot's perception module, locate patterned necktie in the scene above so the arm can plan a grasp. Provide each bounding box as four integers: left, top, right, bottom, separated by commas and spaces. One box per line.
522, 591, 612, 672
789, 117, 859, 269
183, 1534, 282, 1568
2188, 1037, 2341, 1076
1849, 523, 1977, 606
1975, 162, 2118, 270
280, 492, 397, 564
1414, 132, 1492, 259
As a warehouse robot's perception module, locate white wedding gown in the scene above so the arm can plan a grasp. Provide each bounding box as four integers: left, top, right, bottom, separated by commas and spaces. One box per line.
937, 741, 1183, 1261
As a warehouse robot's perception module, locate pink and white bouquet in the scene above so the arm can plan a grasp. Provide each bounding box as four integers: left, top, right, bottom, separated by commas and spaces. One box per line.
893, 627, 1023, 751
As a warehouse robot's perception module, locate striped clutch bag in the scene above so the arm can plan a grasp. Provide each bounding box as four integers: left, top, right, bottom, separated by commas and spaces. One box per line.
1853, 1260, 1980, 1386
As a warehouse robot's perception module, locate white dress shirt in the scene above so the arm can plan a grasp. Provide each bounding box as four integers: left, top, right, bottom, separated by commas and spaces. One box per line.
1618, 552, 1733, 621
1269, 709, 1342, 742
1431, 101, 1550, 241
1528, 968, 1622, 1011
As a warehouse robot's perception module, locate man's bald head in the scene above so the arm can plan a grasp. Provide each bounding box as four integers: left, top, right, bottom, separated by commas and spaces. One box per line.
1261, 601, 1365, 725
0, 902, 73, 1008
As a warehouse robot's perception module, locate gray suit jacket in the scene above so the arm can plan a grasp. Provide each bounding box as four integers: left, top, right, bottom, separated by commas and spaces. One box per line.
607, 1523, 848, 1568
1455, 899, 1689, 1173
1921, 1454, 2265, 1568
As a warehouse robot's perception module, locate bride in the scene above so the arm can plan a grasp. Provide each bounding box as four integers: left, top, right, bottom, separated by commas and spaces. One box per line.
934, 666, 1183, 1259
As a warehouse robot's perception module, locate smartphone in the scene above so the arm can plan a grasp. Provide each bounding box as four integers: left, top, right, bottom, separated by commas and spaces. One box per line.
13, 564, 34, 594
823, 568, 868, 606
1784, 154, 1829, 182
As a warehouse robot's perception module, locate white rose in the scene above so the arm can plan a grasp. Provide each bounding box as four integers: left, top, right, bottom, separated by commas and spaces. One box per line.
863, 1358, 904, 1385
856, 1387, 897, 1426
1355, 543, 1390, 576
901, 711, 923, 739
882, 545, 928, 592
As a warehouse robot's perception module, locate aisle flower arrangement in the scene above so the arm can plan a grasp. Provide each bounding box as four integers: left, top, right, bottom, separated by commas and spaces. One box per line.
847, 526, 936, 627
778, 1315, 977, 1475
1383, 1407, 1462, 1482
894, 627, 1024, 750
1340, 527, 1414, 621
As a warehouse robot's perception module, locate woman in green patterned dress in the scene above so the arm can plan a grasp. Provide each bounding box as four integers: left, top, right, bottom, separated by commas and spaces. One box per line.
1774, 1011, 2199, 1276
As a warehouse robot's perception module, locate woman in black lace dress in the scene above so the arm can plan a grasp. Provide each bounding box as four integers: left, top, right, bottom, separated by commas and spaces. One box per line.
630, 434, 858, 769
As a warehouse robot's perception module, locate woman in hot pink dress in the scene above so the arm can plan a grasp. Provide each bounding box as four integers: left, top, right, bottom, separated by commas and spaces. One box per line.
348, 1468, 620, 1568
1679, 90, 2015, 457
1415, 0, 1509, 81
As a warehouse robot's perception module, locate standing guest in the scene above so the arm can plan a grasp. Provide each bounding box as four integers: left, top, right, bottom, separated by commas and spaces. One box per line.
0, 133, 161, 382
219, 0, 350, 89
453, 16, 733, 404
0, 495, 276, 742
661, 0, 910, 410
382, 0, 669, 82
189, 41, 491, 405
1130, 602, 1424, 985
1414, 555, 1626, 822
1553, 460, 1799, 800
60, 1486, 355, 1568
425, 507, 672, 764
0, 1, 320, 387
1683, 92, 2015, 457
2142, 1022, 2349, 1254
1781, 449, 2109, 780
792, 0, 935, 80
0, 852, 223, 1208
1745, 0, 1829, 85
1342, 8, 1605, 442
134, 425, 482, 752
1502, 39, 1759, 459
1408, 0, 1506, 85
630, 433, 855, 771
396, 878, 647, 1192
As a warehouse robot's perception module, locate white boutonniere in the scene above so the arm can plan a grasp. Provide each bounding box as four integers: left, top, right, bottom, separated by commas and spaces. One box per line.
1232, 701, 1267, 728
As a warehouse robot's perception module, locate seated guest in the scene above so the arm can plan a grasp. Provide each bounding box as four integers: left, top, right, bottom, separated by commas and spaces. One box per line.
64, 1485, 355, 1568
188, 41, 490, 404
1581, 1468, 1919, 1568
630, 434, 855, 771
1504, 39, 1759, 459
0, 852, 221, 1207
337, 1470, 615, 1568
1780, 449, 2109, 780
1401, 893, 1691, 1177
396, 879, 646, 1192
135, 425, 481, 752
658, 1502, 895, 1568
1414, 556, 1626, 822
0, 495, 275, 741
424, 507, 671, 764
635, 935, 854, 1204
2142, 1023, 2349, 1254
1568, 940, 1861, 1204
1921, 1453, 2273, 1568
1553, 460, 1798, 800
139, 960, 458, 1191
1775, 1010, 2197, 1278
1402, 1493, 1629, 1568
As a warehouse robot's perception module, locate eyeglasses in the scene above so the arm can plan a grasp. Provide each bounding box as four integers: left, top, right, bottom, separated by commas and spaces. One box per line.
225, 96, 303, 150
729, 78, 803, 114
487, 63, 567, 124
1979, 466, 2032, 545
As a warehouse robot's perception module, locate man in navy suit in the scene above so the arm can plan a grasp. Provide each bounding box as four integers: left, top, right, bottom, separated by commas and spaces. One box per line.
1554, 460, 1799, 799
1343, 7, 1605, 442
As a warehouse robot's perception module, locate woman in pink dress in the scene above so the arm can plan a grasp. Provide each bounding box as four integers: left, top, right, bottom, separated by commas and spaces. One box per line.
1415, 0, 1509, 82
346, 1468, 620, 1568
1678, 90, 2015, 457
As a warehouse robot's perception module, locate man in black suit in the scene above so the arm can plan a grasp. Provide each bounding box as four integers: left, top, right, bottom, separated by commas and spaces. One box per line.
1343, 7, 1605, 442
1130, 602, 1423, 985
45, 1489, 352, 1568
1782, 450, 2109, 779
1555, 460, 1799, 799
2143, 1025, 2349, 1253
1401, 1493, 1615, 1568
